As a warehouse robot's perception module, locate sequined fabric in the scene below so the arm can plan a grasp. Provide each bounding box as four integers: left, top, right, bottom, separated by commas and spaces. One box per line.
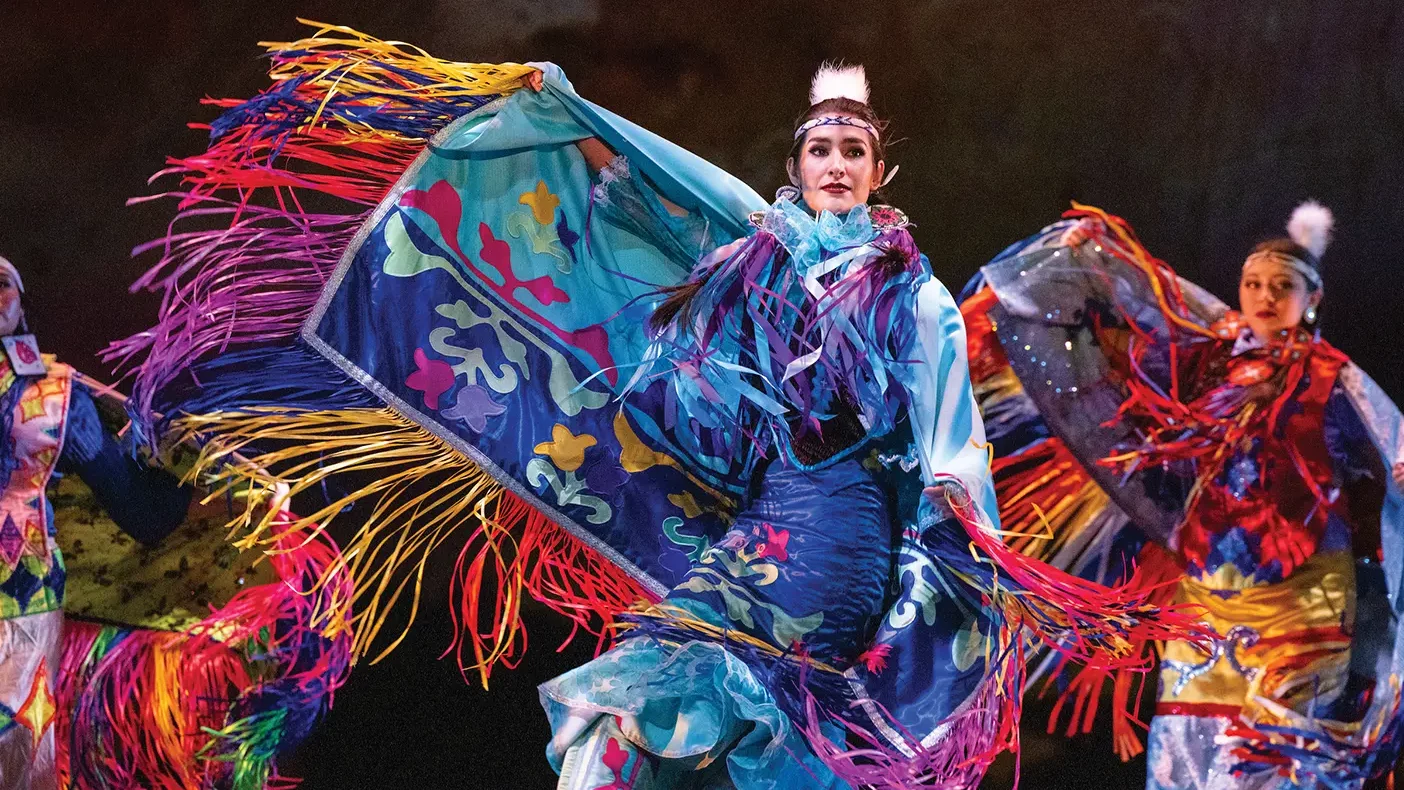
1147, 716, 1284, 790
0, 610, 61, 790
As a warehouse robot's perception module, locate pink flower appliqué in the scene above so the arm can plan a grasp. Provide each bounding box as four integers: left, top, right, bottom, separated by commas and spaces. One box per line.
591, 736, 641, 790
405, 348, 454, 410
868, 204, 910, 230
755, 524, 789, 563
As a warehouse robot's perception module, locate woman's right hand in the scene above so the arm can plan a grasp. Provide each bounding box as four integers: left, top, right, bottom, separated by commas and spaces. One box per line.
1392, 461, 1404, 489
523, 69, 544, 92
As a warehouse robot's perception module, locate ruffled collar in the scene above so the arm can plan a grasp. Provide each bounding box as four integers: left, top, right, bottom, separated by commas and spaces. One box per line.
751, 198, 879, 273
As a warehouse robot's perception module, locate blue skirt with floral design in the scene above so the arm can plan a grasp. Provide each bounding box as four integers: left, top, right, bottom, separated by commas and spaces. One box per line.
540, 458, 896, 789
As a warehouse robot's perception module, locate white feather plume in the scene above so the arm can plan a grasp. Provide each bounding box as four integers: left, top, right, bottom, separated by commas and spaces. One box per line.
809, 62, 870, 106
1286, 200, 1334, 260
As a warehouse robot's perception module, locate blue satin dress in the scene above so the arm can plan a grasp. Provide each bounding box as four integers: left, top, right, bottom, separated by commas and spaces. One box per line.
543, 457, 895, 789
539, 160, 961, 790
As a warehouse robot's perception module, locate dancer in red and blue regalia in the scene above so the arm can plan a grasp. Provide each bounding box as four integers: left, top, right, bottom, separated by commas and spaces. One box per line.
961, 204, 1404, 789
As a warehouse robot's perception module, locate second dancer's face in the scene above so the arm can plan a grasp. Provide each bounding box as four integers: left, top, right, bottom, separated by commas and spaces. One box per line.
0, 273, 21, 337
791, 126, 884, 215
1239, 258, 1318, 340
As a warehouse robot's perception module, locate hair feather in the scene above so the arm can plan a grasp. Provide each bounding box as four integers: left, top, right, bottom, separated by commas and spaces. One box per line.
810, 62, 870, 105
1287, 200, 1334, 260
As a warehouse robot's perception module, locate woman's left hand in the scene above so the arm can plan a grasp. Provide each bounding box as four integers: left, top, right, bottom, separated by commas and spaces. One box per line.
523, 69, 544, 92
1393, 461, 1404, 488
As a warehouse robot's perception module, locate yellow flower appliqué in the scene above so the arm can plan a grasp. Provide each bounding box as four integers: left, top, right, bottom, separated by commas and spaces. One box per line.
519, 180, 560, 226
533, 424, 596, 472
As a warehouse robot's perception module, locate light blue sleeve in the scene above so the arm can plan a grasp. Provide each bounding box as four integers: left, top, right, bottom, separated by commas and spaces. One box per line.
433, 62, 766, 240
897, 276, 1001, 530
591, 154, 723, 269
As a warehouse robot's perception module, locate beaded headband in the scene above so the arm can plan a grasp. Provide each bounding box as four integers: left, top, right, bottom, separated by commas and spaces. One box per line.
793, 114, 880, 142
797, 64, 880, 144
1242, 250, 1322, 290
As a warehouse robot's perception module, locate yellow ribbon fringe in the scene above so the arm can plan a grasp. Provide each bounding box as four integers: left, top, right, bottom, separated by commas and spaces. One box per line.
172, 407, 518, 665
261, 20, 538, 143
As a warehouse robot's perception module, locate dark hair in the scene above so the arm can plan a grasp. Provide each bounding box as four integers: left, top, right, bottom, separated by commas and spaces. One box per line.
648, 276, 708, 334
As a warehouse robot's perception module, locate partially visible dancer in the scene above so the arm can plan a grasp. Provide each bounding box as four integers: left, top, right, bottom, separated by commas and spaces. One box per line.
0, 254, 352, 789
960, 204, 1404, 789
107, 23, 1201, 788
0, 254, 187, 788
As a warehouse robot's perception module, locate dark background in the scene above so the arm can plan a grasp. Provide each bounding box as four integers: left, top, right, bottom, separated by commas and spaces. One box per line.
3, 1, 1402, 787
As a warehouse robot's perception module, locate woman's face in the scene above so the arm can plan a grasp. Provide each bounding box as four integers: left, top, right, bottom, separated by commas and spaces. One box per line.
790, 125, 884, 215
1238, 257, 1319, 340
0, 271, 22, 336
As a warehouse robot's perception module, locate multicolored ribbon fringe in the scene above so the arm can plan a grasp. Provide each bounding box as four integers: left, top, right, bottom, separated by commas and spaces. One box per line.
57, 516, 352, 790
107, 20, 535, 431
106, 20, 649, 685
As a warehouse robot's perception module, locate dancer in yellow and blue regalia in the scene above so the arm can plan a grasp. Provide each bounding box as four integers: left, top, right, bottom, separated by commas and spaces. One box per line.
112, 24, 1203, 788
960, 204, 1404, 789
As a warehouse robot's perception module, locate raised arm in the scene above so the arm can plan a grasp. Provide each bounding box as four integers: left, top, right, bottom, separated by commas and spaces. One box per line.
575, 137, 618, 175
577, 137, 691, 216
516, 65, 741, 269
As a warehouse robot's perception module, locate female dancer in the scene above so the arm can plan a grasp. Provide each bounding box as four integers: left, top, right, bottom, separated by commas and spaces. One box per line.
111, 24, 1193, 788
0, 255, 190, 787
537, 64, 1009, 789
0, 254, 351, 789
960, 204, 1404, 789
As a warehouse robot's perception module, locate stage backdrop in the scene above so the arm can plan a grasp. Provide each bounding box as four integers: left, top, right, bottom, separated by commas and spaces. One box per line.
3, 1, 1402, 787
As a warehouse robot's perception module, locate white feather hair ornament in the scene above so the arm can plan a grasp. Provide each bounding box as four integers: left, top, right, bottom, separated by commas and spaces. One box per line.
809, 62, 870, 106
1286, 200, 1334, 260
